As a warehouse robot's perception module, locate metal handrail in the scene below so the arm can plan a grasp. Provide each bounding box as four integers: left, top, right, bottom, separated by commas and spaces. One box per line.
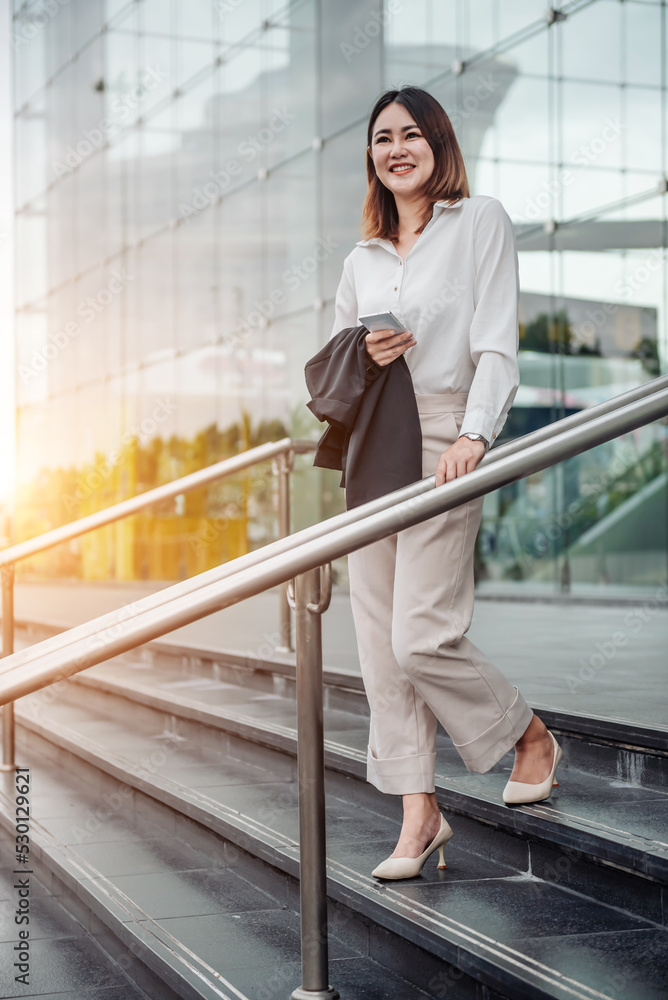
0, 436, 317, 770
1, 386, 667, 699
3, 374, 667, 678
0, 437, 316, 567
1, 382, 667, 1000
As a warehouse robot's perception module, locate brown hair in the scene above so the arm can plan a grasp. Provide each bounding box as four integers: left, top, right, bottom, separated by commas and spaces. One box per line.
361, 86, 470, 241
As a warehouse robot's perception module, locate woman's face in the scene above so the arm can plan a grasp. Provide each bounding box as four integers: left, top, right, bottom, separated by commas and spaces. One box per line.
367, 102, 435, 200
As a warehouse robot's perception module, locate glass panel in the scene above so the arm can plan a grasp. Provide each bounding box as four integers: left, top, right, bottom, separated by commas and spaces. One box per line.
321, 123, 368, 302
215, 180, 263, 351
559, 0, 622, 84
12, 8, 49, 105
75, 152, 109, 272
105, 0, 130, 21
123, 246, 142, 367
138, 36, 174, 120
15, 206, 47, 308
46, 173, 76, 290
217, 0, 262, 47
321, 0, 382, 137
264, 150, 317, 320
105, 16, 138, 98
493, 23, 549, 79
140, 0, 173, 35
624, 1, 663, 86
561, 168, 623, 220
175, 0, 214, 41
624, 87, 663, 174
176, 39, 215, 89
75, 266, 109, 388
137, 124, 173, 239
497, 0, 549, 39
174, 207, 216, 351
266, 0, 316, 163
495, 161, 551, 222
495, 74, 550, 163
136, 230, 176, 360
561, 81, 623, 179
15, 307, 48, 407
72, 0, 104, 50
445, 55, 519, 168
45, 0, 74, 87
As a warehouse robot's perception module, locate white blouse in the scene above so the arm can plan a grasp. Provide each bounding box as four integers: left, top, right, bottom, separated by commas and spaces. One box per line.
329, 194, 520, 446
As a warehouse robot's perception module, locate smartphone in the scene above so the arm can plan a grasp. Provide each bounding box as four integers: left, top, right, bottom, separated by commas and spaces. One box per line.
358, 310, 409, 334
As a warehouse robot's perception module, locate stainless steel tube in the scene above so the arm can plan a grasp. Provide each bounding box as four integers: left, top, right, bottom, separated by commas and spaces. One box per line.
1, 386, 666, 704
275, 450, 294, 654
290, 568, 339, 1000
0, 438, 311, 569
4, 375, 666, 678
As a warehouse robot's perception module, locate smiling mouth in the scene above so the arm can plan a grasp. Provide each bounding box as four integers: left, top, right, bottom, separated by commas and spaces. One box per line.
389, 164, 415, 174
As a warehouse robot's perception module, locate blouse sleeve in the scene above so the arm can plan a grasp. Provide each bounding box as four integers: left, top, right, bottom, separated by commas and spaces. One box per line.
329, 253, 359, 340
458, 198, 520, 446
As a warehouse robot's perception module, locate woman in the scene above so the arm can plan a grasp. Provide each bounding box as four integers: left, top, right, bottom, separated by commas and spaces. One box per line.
330, 86, 562, 880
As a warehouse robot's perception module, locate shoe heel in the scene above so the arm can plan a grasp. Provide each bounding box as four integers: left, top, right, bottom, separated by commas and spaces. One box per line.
437, 843, 447, 869
552, 779, 559, 786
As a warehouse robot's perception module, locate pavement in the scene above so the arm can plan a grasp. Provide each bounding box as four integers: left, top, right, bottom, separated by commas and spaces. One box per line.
10, 578, 668, 730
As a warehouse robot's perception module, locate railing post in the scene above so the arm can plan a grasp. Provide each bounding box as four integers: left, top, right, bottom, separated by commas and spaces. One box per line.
1, 562, 15, 770
274, 448, 294, 654
290, 564, 338, 1000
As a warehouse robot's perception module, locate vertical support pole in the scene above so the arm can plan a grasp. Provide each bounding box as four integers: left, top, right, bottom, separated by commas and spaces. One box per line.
1, 563, 15, 771
290, 566, 338, 1000
274, 449, 294, 653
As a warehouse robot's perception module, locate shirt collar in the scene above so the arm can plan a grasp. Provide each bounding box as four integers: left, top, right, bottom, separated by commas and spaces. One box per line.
355, 197, 464, 246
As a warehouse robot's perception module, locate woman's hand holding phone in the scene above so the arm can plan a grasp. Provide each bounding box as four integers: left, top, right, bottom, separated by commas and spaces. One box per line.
364, 327, 417, 366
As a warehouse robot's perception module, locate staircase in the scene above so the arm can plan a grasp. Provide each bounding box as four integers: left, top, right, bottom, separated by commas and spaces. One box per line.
2, 620, 667, 1000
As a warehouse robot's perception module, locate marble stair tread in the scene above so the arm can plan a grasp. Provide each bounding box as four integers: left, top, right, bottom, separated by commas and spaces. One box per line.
6, 714, 668, 1000
0, 756, 479, 1000
0, 832, 154, 1000
63, 661, 668, 877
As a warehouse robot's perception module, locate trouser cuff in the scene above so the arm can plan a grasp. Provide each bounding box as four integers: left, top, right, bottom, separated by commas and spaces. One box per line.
366, 745, 437, 795
453, 687, 534, 773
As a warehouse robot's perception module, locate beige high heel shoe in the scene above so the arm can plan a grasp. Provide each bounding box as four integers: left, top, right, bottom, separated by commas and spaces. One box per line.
371, 811, 454, 879
502, 730, 562, 805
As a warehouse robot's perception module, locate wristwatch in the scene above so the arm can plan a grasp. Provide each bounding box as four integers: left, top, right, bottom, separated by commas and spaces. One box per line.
459, 431, 490, 451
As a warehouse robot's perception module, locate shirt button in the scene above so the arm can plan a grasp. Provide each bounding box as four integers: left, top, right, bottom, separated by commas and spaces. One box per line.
393, 286, 397, 291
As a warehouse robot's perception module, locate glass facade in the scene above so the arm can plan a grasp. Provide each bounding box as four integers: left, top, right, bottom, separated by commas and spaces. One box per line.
11, 0, 668, 592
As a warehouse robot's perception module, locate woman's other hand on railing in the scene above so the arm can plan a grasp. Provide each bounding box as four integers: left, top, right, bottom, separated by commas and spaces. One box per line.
435, 437, 486, 487
364, 327, 416, 366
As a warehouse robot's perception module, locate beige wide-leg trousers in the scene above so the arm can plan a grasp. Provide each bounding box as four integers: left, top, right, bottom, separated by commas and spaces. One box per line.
347, 391, 534, 795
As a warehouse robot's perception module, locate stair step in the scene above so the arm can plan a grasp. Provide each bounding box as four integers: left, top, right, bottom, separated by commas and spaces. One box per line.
8, 683, 668, 1000
66, 656, 668, 890
15, 619, 668, 752
0, 827, 179, 1000
0, 735, 502, 1000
